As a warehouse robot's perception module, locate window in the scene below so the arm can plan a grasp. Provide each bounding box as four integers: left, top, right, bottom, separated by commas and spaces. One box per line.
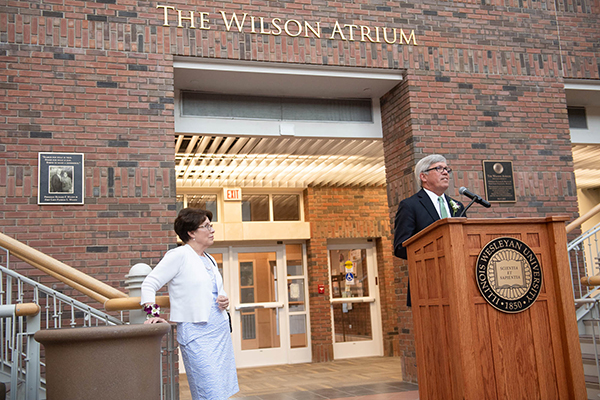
286, 244, 308, 348
567, 107, 587, 129
181, 92, 373, 122
176, 194, 184, 214
186, 194, 218, 222
273, 194, 300, 221
242, 195, 269, 221
242, 193, 302, 222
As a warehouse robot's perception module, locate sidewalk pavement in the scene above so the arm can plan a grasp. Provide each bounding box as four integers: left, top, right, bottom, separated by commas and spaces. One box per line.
180, 356, 419, 400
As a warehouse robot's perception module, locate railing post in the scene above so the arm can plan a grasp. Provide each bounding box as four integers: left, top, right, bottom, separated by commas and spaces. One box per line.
26, 312, 40, 400
126, 263, 152, 324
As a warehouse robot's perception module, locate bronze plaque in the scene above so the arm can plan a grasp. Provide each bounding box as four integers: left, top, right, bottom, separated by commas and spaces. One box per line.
476, 237, 542, 313
483, 160, 516, 202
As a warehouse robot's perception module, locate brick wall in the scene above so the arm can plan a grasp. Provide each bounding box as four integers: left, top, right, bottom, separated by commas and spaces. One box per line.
0, 4, 177, 304
1, 0, 598, 374
304, 186, 398, 362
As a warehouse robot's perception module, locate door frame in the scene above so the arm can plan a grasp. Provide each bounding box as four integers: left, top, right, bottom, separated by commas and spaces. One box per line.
231, 246, 288, 367
209, 243, 312, 367
327, 241, 383, 359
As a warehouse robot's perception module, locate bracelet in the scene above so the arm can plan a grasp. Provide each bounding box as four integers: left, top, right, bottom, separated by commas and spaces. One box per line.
143, 303, 160, 319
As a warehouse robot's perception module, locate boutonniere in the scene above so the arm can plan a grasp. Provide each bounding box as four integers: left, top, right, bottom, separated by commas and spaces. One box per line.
449, 199, 460, 215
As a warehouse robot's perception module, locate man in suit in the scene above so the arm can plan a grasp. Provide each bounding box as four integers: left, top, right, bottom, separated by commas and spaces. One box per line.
393, 154, 465, 306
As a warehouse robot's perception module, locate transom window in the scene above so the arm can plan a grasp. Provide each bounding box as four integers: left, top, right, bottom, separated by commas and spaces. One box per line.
242, 194, 301, 222
181, 92, 373, 122
176, 193, 219, 222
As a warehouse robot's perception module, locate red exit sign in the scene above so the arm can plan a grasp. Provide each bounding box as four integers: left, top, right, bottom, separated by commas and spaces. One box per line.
224, 188, 242, 201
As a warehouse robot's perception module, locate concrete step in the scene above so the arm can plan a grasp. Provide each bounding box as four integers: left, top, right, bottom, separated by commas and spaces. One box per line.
582, 320, 600, 337
581, 335, 600, 399
581, 335, 600, 355
583, 353, 600, 376
586, 374, 600, 400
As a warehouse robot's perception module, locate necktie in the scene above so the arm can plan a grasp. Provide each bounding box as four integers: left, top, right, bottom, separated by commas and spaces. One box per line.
438, 196, 449, 218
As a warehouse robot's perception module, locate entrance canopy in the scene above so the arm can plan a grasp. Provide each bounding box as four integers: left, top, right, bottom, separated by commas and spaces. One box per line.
174, 60, 403, 188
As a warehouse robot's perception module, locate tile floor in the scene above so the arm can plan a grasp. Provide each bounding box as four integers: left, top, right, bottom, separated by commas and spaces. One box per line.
179, 357, 419, 400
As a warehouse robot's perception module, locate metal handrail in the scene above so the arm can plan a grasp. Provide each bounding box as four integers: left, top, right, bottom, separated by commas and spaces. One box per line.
568, 222, 600, 251
0, 242, 179, 400
569, 220, 600, 302
0, 262, 124, 400
0, 265, 123, 326
570, 218, 600, 395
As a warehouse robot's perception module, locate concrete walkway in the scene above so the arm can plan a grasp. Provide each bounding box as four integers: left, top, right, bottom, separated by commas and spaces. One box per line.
180, 356, 419, 400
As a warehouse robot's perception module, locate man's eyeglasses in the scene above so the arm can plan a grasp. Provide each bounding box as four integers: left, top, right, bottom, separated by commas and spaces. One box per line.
424, 166, 453, 174
198, 223, 214, 230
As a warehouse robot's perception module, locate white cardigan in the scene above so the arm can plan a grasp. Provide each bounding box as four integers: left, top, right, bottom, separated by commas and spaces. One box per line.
140, 244, 228, 323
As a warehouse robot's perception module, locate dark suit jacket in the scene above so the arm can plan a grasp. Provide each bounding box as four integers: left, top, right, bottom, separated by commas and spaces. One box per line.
393, 188, 465, 306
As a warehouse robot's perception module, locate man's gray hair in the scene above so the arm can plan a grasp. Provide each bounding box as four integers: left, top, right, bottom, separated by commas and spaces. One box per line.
414, 154, 447, 186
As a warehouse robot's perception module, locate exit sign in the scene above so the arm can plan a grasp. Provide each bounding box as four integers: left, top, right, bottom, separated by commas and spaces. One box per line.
223, 188, 242, 201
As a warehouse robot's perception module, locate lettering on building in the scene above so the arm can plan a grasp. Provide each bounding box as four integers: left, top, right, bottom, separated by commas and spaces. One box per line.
156, 6, 418, 46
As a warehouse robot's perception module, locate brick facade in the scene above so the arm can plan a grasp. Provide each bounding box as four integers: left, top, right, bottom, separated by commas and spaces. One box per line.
1, 0, 598, 380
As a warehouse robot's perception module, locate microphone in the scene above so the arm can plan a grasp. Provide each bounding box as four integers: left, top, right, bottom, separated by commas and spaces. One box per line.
459, 187, 491, 208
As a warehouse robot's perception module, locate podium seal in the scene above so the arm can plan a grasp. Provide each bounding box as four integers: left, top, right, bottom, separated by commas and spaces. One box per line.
476, 237, 542, 313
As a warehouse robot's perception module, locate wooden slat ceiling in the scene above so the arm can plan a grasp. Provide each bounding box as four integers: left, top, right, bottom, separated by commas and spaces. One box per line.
175, 136, 599, 190
175, 135, 386, 188
573, 144, 600, 189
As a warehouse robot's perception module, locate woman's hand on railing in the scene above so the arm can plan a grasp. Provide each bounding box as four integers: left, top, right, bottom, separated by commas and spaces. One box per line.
144, 317, 169, 324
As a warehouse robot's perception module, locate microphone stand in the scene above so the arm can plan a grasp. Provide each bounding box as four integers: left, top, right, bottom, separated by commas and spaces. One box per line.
458, 198, 476, 218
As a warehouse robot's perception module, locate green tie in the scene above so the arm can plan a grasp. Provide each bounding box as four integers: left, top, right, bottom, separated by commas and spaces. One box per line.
438, 196, 449, 218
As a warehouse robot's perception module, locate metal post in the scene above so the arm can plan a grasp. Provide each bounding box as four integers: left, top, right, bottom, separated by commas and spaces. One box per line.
25, 313, 41, 400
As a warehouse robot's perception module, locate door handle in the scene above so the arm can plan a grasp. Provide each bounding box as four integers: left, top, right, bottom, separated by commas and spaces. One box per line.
330, 297, 375, 304
234, 302, 284, 311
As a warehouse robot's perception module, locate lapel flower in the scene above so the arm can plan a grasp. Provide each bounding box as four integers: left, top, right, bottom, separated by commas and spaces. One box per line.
449, 199, 460, 216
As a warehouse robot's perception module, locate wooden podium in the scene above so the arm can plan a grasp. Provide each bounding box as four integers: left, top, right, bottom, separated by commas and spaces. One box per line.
403, 217, 586, 399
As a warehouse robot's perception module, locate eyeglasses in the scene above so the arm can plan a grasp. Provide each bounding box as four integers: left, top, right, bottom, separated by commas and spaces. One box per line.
424, 166, 452, 174
198, 223, 214, 230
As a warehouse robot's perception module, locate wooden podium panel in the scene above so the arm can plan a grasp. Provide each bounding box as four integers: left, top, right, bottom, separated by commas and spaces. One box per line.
403, 217, 586, 400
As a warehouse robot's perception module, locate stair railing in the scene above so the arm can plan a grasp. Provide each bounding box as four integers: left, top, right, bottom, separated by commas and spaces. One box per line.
0, 258, 124, 400
0, 303, 41, 400
569, 221, 600, 301
568, 203, 600, 396
0, 237, 179, 400
0, 232, 126, 304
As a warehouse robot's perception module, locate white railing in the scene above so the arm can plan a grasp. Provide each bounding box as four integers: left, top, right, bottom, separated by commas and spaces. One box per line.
570, 221, 600, 396
569, 221, 600, 301
0, 262, 123, 400
575, 297, 600, 396
0, 248, 179, 400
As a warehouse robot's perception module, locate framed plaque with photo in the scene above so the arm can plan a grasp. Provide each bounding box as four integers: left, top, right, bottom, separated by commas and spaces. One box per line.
38, 153, 84, 205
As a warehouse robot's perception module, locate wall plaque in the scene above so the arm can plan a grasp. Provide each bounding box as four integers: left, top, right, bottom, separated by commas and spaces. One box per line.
476, 237, 542, 313
482, 160, 516, 202
38, 153, 84, 205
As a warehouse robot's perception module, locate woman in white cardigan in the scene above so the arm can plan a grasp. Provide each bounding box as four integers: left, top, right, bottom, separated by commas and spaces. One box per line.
141, 208, 239, 400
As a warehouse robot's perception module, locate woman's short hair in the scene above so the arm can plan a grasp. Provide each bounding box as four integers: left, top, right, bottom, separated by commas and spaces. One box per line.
174, 208, 213, 243
414, 154, 447, 186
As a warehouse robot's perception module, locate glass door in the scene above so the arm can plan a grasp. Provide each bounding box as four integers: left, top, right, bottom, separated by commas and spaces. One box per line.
328, 242, 383, 359
231, 247, 289, 367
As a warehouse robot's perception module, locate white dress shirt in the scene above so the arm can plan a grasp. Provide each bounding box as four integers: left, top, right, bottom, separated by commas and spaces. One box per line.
423, 188, 451, 218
